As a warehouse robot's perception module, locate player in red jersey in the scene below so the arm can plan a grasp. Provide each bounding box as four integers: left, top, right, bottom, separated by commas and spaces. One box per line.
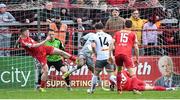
17, 27, 76, 92
117, 68, 176, 93
110, 20, 140, 94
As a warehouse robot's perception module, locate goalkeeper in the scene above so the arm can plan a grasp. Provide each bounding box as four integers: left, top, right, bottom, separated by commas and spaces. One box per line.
45, 29, 71, 90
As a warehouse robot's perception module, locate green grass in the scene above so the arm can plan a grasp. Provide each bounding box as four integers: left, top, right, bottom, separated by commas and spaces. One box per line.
0, 88, 180, 99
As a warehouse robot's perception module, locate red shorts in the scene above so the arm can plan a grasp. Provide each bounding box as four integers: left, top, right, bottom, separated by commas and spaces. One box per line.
115, 54, 134, 68
35, 46, 54, 66
128, 78, 146, 91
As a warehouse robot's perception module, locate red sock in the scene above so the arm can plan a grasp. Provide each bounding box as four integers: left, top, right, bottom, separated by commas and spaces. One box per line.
117, 71, 122, 91
69, 55, 76, 61
41, 80, 46, 88
153, 86, 166, 91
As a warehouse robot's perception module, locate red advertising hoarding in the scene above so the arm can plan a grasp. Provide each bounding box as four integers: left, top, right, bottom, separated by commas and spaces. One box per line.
47, 56, 180, 88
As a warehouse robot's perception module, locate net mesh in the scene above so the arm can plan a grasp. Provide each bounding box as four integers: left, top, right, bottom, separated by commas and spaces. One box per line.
0, 0, 179, 89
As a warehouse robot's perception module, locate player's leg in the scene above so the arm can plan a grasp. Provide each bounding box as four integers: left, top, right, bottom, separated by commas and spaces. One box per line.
35, 56, 49, 92
106, 63, 117, 91
34, 58, 42, 90
138, 83, 175, 91
89, 69, 101, 94
62, 55, 85, 79
52, 48, 76, 61
40, 63, 48, 92
86, 56, 95, 74
88, 60, 103, 94
60, 66, 72, 91
131, 78, 145, 94
56, 60, 71, 91
144, 85, 166, 91
123, 55, 140, 94
115, 54, 123, 93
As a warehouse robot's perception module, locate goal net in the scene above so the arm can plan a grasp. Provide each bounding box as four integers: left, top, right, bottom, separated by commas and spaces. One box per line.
0, 0, 179, 89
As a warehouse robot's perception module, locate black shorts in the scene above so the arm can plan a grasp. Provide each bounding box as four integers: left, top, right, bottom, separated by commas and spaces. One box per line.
95, 60, 115, 72
47, 60, 64, 72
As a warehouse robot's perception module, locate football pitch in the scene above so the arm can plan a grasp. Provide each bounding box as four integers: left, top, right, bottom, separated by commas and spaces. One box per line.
0, 88, 180, 99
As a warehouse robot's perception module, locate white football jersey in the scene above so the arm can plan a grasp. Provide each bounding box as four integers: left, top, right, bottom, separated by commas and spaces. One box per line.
92, 31, 112, 60
79, 33, 96, 57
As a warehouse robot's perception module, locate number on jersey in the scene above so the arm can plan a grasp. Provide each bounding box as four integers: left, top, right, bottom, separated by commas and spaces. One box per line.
121, 73, 127, 86
99, 37, 109, 47
120, 33, 129, 43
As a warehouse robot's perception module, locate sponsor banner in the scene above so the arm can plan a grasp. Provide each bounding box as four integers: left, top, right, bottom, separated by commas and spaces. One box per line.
0, 56, 35, 88
47, 65, 110, 87
137, 56, 180, 85
0, 56, 179, 88
47, 56, 180, 87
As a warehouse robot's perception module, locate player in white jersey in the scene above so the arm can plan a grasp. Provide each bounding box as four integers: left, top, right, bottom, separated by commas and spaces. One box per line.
62, 32, 96, 78
87, 23, 116, 94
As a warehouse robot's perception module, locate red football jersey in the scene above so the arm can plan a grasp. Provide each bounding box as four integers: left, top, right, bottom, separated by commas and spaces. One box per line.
113, 30, 136, 57
118, 70, 132, 90
19, 37, 46, 58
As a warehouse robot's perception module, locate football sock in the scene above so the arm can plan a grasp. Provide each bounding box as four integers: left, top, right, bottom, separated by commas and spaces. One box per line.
117, 71, 122, 91
69, 55, 77, 62
91, 74, 98, 91
109, 75, 117, 85
40, 80, 46, 88
65, 76, 71, 86
68, 65, 81, 74
153, 86, 166, 91
34, 64, 42, 87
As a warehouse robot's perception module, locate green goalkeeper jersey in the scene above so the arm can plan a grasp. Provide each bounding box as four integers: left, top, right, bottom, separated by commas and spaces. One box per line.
45, 38, 65, 62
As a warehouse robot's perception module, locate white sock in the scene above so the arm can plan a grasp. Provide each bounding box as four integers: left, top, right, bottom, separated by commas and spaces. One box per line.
109, 75, 117, 85
68, 67, 78, 74
91, 74, 98, 91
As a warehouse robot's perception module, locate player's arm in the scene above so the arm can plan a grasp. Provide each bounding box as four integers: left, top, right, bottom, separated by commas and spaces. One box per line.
109, 39, 115, 57
14, 37, 20, 48
30, 36, 50, 48
59, 39, 65, 51
91, 40, 97, 56
134, 34, 139, 65
108, 39, 115, 64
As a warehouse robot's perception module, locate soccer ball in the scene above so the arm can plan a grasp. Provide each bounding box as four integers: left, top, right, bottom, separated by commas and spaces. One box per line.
87, 89, 93, 94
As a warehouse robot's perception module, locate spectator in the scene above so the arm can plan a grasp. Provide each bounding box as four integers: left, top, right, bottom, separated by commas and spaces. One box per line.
106, 0, 136, 7
142, 16, 158, 55
73, 18, 87, 55
69, 0, 90, 22
90, 0, 99, 7
130, 9, 146, 45
0, 3, 16, 56
89, 0, 101, 25
69, 0, 90, 4
155, 56, 180, 88
91, 2, 110, 26
98, 2, 110, 25
160, 9, 178, 55
76, 18, 85, 50
51, 0, 70, 5
60, 8, 72, 20
161, 26, 177, 55
105, 7, 125, 36
37, 2, 60, 22
174, 5, 180, 20
49, 16, 68, 45
11, 10, 35, 23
